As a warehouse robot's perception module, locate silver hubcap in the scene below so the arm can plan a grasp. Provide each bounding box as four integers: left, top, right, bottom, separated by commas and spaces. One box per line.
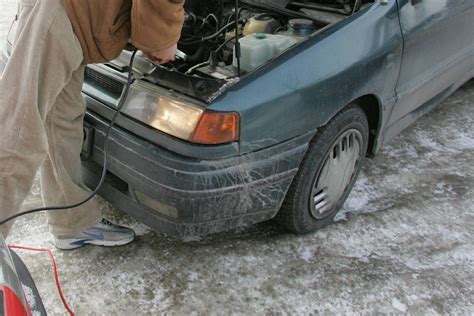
310, 129, 362, 219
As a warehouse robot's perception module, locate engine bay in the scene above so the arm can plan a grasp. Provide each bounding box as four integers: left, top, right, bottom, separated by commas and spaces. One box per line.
131, 0, 373, 102
170, 0, 371, 80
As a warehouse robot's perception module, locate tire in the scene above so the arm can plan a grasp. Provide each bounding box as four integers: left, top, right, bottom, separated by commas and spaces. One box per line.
276, 105, 369, 234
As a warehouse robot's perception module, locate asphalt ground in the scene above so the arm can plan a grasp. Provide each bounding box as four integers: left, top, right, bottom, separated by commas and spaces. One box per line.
1, 4, 473, 315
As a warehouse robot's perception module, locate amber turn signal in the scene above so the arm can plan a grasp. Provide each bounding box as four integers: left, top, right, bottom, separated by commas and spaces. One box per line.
191, 111, 240, 145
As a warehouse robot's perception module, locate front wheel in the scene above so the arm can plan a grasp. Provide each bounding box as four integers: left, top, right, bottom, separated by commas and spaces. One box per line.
276, 105, 369, 234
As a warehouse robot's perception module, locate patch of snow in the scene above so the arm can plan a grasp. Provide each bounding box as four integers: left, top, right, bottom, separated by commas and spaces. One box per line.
152, 287, 173, 313
384, 143, 419, 159
187, 271, 199, 282
415, 129, 458, 155
451, 244, 474, 264
454, 133, 474, 149
336, 172, 384, 221
391, 298, 408, 312
299, 248, 313, 262
433, 182, 454, 195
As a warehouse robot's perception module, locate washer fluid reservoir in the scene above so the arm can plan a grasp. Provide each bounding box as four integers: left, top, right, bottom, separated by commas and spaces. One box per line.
234, 33, 299, 72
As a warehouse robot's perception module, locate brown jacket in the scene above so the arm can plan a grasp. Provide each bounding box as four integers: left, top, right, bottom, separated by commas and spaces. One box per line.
64, 0, 185, 64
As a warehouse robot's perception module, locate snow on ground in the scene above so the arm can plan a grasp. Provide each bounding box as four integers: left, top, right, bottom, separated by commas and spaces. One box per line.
1, 5, 474, 315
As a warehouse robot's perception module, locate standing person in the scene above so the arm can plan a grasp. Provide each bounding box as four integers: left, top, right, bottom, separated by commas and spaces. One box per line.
0, 0, 184, 249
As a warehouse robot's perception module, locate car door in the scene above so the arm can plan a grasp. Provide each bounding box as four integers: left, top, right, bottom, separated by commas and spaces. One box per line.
390, 0, 474, 123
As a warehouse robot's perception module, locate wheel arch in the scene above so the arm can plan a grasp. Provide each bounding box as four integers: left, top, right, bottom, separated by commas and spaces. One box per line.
335, 94, 382, 157
355, 94, 382, 156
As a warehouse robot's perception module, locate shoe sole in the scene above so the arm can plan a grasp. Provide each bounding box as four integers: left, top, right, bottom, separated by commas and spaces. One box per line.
53, 235, 135, 250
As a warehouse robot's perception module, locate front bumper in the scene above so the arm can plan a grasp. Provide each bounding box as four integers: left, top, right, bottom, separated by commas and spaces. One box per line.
81, 109, 312, 240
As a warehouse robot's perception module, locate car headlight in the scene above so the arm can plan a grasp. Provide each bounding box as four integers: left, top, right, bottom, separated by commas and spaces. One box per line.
122, 88, 239, 145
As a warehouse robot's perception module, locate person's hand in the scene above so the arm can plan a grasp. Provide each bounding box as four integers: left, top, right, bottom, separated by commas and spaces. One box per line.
143, 44, 177, 64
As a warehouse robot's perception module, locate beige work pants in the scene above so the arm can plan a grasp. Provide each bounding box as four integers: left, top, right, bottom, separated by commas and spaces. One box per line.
0, 0, 101, 237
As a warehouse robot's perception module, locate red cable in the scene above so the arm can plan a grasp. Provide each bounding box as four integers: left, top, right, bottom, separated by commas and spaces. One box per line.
8, 245, 75, 316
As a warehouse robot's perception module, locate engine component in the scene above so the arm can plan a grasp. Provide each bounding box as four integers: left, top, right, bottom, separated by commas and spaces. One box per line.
234, 33, 298, 72
196, 64, 237, 79
243, 14, 281, 35
170, 0, 361, 78
287, 19, 316, 37
278, 18, 315, 38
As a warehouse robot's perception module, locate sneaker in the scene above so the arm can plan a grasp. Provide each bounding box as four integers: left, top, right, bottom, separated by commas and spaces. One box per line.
52, 219, 135, 250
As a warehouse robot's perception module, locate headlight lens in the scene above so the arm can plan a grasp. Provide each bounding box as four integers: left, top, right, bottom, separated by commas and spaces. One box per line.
122, 89, 239, 144
122, 90, 203, 141
149, 96, 204, 140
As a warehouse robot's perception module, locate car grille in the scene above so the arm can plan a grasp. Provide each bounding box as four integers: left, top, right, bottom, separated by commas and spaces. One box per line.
84, 67, 124, 96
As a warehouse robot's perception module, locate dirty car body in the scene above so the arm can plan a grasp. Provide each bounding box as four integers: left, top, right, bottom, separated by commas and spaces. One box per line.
2, 0, 473, 240
0, 237, 46, 315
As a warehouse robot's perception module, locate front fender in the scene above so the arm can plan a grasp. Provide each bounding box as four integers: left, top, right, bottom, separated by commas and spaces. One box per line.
210, 1, 403, 154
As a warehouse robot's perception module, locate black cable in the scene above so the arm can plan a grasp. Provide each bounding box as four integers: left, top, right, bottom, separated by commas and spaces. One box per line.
0, 50, 139, 226
234, 0, 241, 77
214, 35, 236, 54
179, 19, 245, 46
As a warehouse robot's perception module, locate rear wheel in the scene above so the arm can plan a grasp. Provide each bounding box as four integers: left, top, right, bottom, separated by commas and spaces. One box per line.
276, 105, 369, 234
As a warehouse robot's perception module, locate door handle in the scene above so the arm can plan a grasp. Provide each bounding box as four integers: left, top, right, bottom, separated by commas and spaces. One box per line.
411, 0, 423, 5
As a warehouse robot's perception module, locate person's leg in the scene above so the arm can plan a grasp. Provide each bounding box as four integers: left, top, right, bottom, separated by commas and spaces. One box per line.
43, 66, 135, 249
0, 0, 83, 237
41, 65, 102, 236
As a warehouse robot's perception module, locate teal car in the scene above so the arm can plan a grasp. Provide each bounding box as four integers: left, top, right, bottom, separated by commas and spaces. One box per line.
2, 0, 473, 239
